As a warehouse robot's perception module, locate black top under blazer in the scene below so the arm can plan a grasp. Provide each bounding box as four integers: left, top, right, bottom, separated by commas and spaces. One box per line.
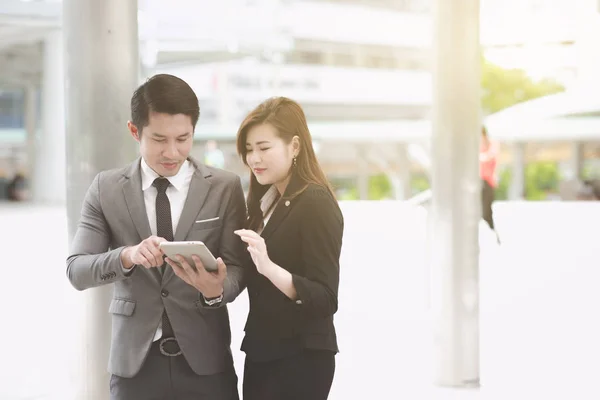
241, 175, 344, 362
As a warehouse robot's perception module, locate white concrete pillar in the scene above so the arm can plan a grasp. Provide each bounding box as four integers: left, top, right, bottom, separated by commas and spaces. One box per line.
357, 145, 370, 200
509, 142, 526, 200
34, 29, 66, 204
390, 143, 411, 200
571, 142, 585, 180
24, 84, 38, 180
63, 0, 139, 398
430, 0, 481, 388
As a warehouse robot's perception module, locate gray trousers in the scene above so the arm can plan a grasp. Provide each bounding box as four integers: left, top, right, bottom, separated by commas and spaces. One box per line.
110, 341, 239, 400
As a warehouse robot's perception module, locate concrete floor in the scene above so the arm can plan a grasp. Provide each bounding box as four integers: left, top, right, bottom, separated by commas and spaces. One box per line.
0, 200, 598, 399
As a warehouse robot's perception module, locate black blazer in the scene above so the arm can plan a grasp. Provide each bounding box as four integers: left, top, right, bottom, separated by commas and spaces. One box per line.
241, 176, 344, 362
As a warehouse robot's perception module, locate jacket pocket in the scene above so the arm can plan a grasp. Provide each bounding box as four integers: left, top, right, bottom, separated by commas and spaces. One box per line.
192, 218, 222, 231
108, 298, 136, 316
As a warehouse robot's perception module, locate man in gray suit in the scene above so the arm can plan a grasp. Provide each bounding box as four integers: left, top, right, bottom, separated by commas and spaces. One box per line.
67, 74, 246, 400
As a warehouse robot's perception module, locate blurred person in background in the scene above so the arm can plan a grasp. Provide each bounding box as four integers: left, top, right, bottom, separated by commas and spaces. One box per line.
480, 126, 501, 244
587, 179, 600, 200
234, 97, 344, 400
0, 168, 8, 200
6, 171, 28, 202
577, 179, 600, 200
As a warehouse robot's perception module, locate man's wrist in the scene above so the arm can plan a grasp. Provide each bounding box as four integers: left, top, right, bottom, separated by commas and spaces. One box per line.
202, 287, 224, 300
120, 247, 134, 269
202, 288, 224, 306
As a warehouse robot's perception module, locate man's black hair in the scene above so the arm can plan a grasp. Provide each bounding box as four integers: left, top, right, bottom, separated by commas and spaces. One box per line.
130, 74, 200, 134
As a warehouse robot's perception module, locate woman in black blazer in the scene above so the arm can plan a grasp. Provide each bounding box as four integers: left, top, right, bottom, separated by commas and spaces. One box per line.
234, 97, 343, 400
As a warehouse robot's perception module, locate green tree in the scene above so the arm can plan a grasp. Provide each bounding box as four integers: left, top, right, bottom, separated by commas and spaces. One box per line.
332, 174, 393, 200
495, 162, 561, 201
481, 59, 565, 115
481, 59, 565, 201
524, 161, 561, 200
368, 173, 393, 199
411, 173, 430, 194
333, 59, 566, 201
495, 168, 511, 200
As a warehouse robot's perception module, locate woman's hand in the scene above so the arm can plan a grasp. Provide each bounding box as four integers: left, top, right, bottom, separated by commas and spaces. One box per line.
234, 229, 274, 276
235, 229, 298, 300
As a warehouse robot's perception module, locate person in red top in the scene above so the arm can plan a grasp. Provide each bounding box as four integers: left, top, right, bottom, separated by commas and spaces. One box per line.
480, 126, 500, 243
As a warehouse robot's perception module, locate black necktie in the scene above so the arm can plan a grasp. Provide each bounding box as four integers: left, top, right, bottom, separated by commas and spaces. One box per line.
153, 177, 175, 338
153, 177, 174, 243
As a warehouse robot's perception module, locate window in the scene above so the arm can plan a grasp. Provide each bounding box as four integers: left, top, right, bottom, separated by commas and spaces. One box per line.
332, 53, 356, 67
314, 0, 431, 13
0, 90, 25, 129
364, 55, 397, 69
291, 51, 325, 65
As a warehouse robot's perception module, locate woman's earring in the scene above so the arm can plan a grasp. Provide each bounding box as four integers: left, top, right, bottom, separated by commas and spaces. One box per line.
293, 156, 297, 167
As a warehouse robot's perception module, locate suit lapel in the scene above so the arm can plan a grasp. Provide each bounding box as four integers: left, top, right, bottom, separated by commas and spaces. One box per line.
260, 200, 292, 240
123, 158, 152, 241
122, 158, 162, 284
163, 160, 212, 284
260, 173, 305, 240
174, 161, 212, 241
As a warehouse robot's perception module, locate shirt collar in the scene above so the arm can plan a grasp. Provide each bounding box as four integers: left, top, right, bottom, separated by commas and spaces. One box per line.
260, 185, 280, 215
140, 158, 191, 192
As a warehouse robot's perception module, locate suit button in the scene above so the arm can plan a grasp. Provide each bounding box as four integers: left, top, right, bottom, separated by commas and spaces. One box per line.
295, 300, 303, 305
161, 290, 169, 297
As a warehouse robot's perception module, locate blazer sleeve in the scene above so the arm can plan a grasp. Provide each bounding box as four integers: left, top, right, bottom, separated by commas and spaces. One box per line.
291, 188, 343, 318
219, 176, 248, 304
197, 175, 248, 308
66, 172, 131, 291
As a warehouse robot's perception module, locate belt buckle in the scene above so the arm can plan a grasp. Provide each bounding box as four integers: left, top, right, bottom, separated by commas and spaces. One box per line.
159, 337, 182, 357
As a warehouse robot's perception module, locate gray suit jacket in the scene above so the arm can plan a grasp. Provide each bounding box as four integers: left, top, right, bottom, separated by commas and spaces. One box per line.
66, 157, 247, 378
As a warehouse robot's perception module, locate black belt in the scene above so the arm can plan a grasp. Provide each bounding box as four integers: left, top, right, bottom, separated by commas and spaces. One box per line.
158, 337, 182, 357
159, 310, 182, 357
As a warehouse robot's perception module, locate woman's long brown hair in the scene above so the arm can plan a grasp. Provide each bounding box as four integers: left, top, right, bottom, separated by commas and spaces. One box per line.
236, 97, 335, 230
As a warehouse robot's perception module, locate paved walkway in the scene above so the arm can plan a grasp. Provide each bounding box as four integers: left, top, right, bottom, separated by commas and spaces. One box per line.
0, 201, 598, 399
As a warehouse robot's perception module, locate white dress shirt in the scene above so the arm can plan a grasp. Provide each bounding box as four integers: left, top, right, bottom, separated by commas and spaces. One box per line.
140, 158, 193, 239
125, 158, 194, 341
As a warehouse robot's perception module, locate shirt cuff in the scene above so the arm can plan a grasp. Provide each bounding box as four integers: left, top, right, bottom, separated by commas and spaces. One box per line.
121, 266, 134, 275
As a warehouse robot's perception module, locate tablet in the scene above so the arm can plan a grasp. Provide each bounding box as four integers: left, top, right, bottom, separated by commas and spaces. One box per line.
159, 241, 218, 272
